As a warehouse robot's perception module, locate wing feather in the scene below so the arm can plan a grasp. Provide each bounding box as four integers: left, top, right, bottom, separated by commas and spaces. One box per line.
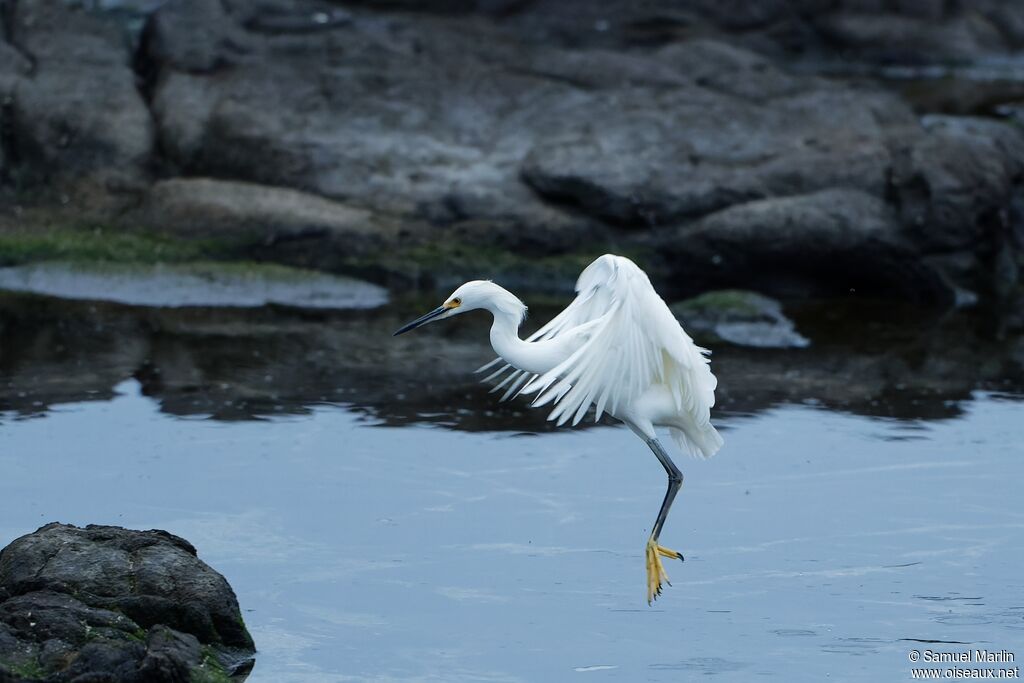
521, 255, 716, 427
478, 254, 717, 437
474, 255, 618, 403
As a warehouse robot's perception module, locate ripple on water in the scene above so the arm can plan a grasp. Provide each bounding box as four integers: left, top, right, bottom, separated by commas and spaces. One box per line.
649, 657, 749, 673
820, 637, 887, 656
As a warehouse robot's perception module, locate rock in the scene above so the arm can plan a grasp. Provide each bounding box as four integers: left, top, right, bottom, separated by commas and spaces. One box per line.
652, 189, 956, 303
139, 0, 253, 73
522, 86, 907, 226
0, 523, 254, 682
813, 11, 1008, 64
134, 1, 1023, 303
893, 115, 1024, 253
0, 261, 391, 310
0, 0, 1020, 305
472, 0, 1024, 62
6, 0, 153, 187
671, 290, 810, 349
138, 178, 399, 252
0, 41, 30, 178
143, 3, 585, 231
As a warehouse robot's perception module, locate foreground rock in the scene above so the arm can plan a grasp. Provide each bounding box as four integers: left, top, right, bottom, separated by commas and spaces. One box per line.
0, 523, 254, 682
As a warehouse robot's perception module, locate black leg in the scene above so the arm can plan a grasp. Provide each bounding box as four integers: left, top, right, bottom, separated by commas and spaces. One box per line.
646, 438, 683, 549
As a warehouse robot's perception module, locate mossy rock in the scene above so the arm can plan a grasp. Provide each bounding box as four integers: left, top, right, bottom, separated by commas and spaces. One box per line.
671, 289, 810, 349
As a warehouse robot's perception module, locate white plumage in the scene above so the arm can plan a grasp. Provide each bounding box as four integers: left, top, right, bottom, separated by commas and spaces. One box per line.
477, 254, 722, 458
394, 253, 723, 603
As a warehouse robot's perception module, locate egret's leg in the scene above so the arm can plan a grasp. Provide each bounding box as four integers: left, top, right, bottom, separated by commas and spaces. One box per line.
644, 437, 684, 604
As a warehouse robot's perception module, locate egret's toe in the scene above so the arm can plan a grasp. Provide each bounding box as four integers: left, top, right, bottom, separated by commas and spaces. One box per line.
645, 538, 679, 604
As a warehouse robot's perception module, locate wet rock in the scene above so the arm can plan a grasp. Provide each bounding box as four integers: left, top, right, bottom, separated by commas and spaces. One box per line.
6, 0, 153, 187
671, 290, 809, 349
0, 260, 391, 309
0, 523, 254, 682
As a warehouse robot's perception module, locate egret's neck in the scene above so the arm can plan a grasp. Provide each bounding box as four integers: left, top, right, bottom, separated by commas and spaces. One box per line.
484, 294, 555, 375
487, 305, 534, 371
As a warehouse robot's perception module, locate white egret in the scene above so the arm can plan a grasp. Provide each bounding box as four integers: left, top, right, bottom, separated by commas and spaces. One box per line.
394, 254, 722, 603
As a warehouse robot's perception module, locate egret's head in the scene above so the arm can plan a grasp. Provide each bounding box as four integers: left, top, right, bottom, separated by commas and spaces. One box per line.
393, 280, 525, 336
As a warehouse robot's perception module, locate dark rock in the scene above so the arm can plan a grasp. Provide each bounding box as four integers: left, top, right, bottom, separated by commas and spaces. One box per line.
0, 41, 30, 179
133, 1, 1023, 303
522, 86, 907, 226
0, 523, 254, 682
892, 115, 1024, 253
138, 177, 400, 251
6, 0, 153, 187
813, 11, 1008, 64
459, 0, 1024, 61
1, 0, 1021, 305
144, 4, 582, 232
652, 189, 956, 303
139, 0, 252, 73
671, 290, 809, 349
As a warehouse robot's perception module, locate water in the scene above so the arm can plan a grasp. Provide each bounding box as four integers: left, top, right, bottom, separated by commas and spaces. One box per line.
1, 281, 1023, 682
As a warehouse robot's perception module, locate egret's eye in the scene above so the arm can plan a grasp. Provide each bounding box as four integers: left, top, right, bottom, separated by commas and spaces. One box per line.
452, 298, 462, 306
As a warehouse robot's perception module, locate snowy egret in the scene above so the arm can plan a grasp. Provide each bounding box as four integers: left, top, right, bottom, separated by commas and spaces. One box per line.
394, 254, 722, 603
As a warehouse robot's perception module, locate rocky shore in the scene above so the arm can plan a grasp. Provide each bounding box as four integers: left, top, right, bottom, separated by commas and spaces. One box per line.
1, 0, 1023, 304
0, 523, 254, 683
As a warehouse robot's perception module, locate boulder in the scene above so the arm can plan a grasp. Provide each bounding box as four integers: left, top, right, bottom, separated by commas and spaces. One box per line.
0, 523, 254, 682
6, 0, 153, 187
138, 177, 400, 251
651, 189, 956, 302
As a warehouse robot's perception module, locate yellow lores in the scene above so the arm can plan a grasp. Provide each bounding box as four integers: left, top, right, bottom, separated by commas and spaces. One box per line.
395, 254, 722, 604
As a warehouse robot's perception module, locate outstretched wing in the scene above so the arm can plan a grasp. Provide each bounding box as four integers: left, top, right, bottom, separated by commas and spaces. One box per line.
523, 255, 717, 427
475, 255, 619, 401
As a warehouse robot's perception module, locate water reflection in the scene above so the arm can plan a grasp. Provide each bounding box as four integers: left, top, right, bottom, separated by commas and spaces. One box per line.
0, 290, 1022, 426
2, 281, 1023, 681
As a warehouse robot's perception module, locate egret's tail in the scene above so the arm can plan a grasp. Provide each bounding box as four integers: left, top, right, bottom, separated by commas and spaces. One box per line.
670, 423, 723, 459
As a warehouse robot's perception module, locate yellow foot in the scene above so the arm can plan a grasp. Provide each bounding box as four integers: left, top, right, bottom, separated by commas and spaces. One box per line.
645, 537, 684, 604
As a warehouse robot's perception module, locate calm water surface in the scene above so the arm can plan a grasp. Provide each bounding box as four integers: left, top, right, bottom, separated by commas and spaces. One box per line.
1, 285, 1022, 682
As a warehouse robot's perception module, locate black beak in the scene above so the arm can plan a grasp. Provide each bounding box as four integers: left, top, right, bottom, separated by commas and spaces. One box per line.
393, 306, 447, 336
